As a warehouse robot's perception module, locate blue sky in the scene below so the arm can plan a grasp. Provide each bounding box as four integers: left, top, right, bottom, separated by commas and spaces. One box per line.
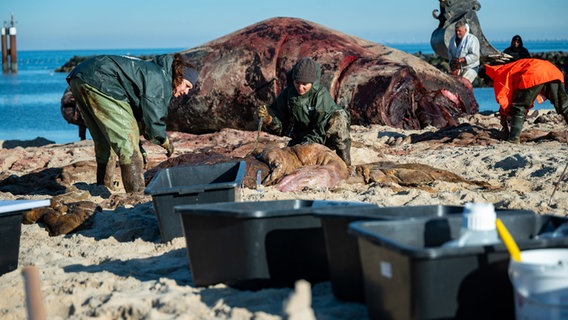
2, 0, 567, 51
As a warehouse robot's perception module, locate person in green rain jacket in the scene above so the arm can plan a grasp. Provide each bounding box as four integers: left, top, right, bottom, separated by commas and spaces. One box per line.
67, 53, 198, 193
258, 57, 352, 166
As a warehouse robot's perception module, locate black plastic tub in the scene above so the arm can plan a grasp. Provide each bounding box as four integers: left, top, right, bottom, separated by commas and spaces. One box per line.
349, 212, 568, 320
144, 161, 246, 242
0, 200, 50, 276
313, 205, 463, 302
176, 199, 371, 290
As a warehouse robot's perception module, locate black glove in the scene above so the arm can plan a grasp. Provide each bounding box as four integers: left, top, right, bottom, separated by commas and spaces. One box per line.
139, 143, 148, 165
450, 58, 460, 71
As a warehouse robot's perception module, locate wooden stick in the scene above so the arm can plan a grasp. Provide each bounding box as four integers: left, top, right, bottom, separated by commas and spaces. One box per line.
549, 162, 568, 205
21, 265, 47, 320
254, 115, 263, 151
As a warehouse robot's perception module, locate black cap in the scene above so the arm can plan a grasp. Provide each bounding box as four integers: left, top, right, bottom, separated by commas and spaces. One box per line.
183, 67, 199, 86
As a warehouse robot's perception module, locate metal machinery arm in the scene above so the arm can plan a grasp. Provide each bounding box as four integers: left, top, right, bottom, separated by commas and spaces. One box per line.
430, 0, 501, 62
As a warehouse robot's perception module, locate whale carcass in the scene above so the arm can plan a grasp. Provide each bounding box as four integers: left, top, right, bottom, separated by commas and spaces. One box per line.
62, 17, 478, 132
171, 17, 478, 131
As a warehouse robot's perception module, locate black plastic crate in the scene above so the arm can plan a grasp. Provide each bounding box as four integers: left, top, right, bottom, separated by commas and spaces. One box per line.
313, 205, 463, 302
0, 200, 50, 276
349, 212, 568, 320
176, 199, 370, 290
144, 161, 246, 242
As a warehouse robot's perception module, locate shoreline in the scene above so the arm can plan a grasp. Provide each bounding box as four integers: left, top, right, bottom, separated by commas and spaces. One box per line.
4, 47, 567, 145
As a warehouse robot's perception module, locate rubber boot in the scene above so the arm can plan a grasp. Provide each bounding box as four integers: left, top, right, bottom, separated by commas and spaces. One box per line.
96, 158, 117, 190
499, 115, 510, 140
120, 152, 145, 193
508, 115, 525, 144
96, 162, 107, 186
336, 141, 352, 166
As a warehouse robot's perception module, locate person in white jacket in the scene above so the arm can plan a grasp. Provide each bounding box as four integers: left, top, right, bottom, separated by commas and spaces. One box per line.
448, 20, 480, 83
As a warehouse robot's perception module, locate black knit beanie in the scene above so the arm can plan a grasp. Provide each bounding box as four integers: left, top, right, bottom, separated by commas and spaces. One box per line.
183, 67, 199, 86
292, 58, 317, 83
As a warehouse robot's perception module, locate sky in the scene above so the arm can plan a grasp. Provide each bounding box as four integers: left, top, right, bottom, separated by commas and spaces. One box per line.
1, 0, 567, 51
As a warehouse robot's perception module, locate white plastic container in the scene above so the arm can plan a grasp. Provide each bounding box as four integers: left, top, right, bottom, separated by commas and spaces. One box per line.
443, 202, 500, 247
509, 249, 568, 319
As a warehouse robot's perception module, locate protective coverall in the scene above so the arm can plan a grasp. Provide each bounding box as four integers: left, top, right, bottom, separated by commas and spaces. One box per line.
67, 55, 174, 192
485, 58, 568, 143
448, 23, 481, 83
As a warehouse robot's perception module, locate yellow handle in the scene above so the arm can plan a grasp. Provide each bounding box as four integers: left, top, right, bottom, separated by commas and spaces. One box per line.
496, 218, 521, 262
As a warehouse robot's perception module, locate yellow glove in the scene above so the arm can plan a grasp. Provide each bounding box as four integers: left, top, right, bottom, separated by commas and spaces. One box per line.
161, 137, 174, 157
257, 105, 272, 125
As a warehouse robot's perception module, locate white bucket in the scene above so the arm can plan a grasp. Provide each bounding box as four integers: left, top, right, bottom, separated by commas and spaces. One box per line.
509, 249, 568, 320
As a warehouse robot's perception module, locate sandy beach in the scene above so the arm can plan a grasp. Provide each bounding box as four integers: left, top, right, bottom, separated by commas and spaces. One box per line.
1, 109, 567, 319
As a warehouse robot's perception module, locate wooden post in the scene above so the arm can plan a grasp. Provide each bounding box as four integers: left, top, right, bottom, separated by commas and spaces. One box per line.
8, 14, 16, 73
1, 25, 7, 73
22, 265, 47, 320
1, 14, 17, 73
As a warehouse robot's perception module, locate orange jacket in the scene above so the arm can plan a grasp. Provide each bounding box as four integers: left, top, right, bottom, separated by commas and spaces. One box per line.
485, 59, 564, 115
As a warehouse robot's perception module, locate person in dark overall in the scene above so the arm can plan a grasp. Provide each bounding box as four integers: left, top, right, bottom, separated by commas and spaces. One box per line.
503, 35, 531, 61
257, 57, 352, 166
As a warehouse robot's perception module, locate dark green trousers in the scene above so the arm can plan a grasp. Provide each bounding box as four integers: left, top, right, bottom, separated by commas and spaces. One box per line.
507, 81, 568, 142
509, 80, 568, 123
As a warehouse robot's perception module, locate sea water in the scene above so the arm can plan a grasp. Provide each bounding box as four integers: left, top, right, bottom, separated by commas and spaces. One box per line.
0, 42, 565, 144
0, 48, 182, 144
